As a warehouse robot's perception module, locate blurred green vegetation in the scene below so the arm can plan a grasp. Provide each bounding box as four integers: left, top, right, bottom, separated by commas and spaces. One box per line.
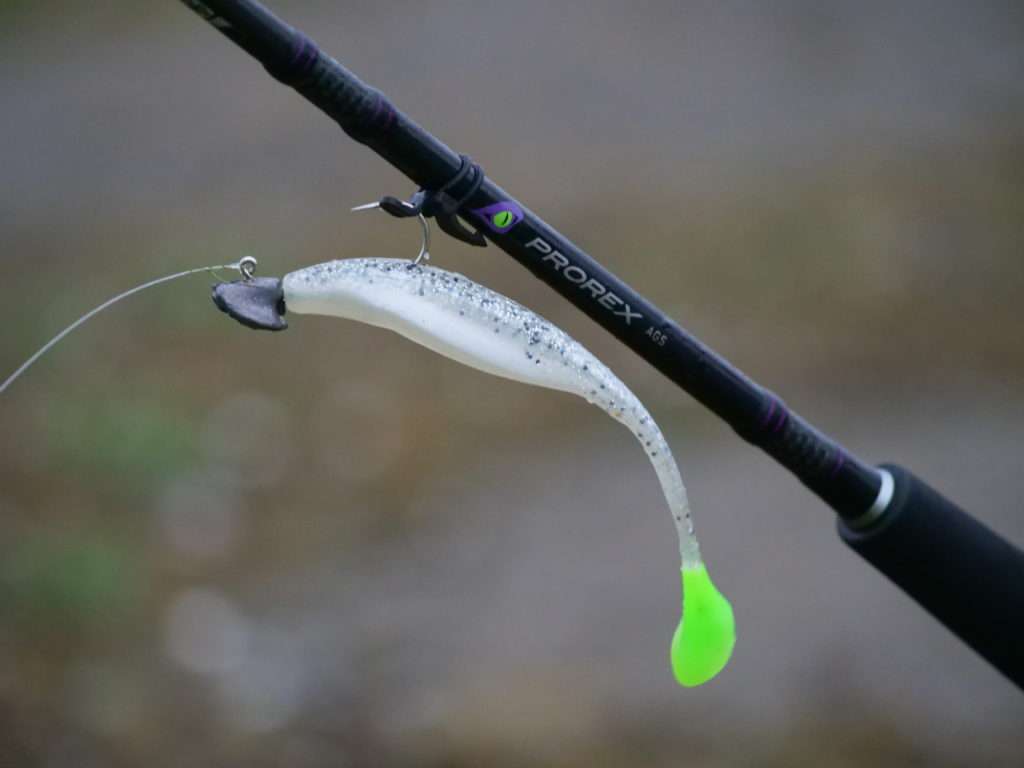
1, 536, 134, 633
45, 400, 200, 495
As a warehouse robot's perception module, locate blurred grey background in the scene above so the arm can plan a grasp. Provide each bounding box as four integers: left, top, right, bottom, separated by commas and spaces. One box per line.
1, 1, 1022, 766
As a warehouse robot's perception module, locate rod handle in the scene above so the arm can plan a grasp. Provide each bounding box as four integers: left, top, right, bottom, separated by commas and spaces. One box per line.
838, 464, 1024, 689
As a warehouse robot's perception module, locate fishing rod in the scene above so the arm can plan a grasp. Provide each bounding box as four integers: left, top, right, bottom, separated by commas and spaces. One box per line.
179, 0, 1024, 688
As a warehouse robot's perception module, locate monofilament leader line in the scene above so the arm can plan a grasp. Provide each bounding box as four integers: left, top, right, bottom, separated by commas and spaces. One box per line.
0, 257, 257, 395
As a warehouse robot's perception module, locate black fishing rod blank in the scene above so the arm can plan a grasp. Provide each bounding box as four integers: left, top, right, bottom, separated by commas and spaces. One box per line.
179, 0, 1024, 689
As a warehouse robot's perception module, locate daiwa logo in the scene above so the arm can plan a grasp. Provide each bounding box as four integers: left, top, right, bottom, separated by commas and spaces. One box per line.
525, 238, 642, 325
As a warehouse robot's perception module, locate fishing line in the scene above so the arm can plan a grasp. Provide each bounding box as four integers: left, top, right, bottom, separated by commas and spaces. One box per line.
0, 256, 257, 395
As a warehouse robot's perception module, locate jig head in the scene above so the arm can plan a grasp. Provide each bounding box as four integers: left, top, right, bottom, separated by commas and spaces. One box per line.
211, 277, 287, 331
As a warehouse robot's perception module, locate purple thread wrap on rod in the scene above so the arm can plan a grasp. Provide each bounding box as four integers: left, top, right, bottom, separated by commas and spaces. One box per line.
264, 30, 319, 85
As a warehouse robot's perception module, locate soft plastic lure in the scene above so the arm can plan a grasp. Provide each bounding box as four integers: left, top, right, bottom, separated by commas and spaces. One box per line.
216, 257, 736, 686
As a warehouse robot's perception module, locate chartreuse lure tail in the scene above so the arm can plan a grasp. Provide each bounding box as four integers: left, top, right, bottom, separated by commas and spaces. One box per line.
671, 564, 735, 686
228, 258, 737, 686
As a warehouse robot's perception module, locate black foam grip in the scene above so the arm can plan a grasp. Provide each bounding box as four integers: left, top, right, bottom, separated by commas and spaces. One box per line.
838, 464, 1024, 689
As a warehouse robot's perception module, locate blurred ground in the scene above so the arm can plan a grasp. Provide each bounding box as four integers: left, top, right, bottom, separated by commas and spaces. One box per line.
1, 1, 1022, 766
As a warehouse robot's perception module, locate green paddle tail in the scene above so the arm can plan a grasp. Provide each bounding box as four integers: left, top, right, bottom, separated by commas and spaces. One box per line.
670, 564, 735, 687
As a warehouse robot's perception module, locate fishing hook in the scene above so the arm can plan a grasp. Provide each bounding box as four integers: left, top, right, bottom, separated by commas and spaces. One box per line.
352, 201, 432, 265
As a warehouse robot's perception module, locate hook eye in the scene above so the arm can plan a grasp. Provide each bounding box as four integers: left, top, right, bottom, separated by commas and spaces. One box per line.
238, 255, 258, 280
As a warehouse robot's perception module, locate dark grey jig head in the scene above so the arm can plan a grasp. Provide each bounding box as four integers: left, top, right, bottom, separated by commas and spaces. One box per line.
212, 277, 288, 331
